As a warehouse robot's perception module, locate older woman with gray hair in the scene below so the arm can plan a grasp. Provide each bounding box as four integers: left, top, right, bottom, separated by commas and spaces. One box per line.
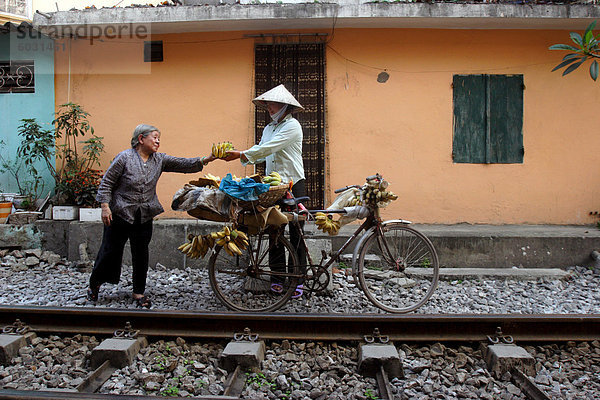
88, 124, 216, 308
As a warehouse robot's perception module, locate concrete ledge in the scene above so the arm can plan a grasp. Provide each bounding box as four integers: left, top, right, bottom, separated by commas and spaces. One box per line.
416, 224, 600, 268
33, 3, 600, 34
0, 224, 41, 249
433, 267, 571, 280
4, 220, 600, 269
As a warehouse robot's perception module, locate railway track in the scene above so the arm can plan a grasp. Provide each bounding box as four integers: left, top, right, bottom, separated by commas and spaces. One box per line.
0, 305, 599, 342
1, 306, 599, 399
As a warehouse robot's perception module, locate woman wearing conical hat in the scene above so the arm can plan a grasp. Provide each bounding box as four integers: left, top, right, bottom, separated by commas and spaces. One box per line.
224, 84, 306, 296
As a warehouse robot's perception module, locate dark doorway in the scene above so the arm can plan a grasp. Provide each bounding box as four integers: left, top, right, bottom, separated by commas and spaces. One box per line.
254, 43, 326, 209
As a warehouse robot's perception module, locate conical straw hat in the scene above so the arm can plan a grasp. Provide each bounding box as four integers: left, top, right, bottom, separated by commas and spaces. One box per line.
252, 84, 304, 111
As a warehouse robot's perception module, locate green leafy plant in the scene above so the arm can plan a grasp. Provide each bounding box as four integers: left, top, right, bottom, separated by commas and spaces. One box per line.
337, 261, 349, 269
245, 371, 276, 389
196, 379, 207, 388
154, 354, 169, 371
15, 103, 105, 206
550, 20, 599, 81
0, 138, 45, 210
365, 388, 380, 400
160, 384, 180, 397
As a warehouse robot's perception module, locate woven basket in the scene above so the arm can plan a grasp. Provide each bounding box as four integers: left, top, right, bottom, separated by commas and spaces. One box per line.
233, 184, 289, 211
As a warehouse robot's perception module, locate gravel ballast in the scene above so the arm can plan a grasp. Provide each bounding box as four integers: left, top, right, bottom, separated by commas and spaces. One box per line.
0, 248, 598, 398
1, 334, 598, 399
0, 249, 598, 314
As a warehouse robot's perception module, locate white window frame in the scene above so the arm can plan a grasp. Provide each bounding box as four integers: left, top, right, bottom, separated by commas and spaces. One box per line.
0, 0, 33, 21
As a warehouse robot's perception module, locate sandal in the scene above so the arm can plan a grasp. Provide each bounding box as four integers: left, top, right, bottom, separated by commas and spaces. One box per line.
87, 285, 100, 302
292, 284, 303, 299
270, 283, 284, 294
134, 295, 152, 309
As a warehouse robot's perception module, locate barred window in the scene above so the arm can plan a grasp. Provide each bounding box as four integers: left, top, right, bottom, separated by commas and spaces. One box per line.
0, 60, 35, 93
0, 0, 31, 19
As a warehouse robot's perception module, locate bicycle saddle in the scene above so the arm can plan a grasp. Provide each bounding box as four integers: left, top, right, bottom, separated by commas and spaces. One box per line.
281, 196, 310, 206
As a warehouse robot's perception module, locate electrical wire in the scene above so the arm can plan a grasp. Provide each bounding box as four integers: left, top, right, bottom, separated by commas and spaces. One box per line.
327, 44, 555, 74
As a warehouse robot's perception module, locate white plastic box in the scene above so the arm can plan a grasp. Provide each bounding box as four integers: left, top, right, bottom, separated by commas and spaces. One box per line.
79, 208, 102, 222
52, 206, 79, 220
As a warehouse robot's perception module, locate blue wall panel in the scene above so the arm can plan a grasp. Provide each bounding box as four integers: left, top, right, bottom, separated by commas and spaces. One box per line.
0, 28, 54, 195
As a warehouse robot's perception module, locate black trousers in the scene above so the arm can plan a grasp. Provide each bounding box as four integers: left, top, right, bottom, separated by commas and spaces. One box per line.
89, 211, 153, 294
270, 179, 307, 283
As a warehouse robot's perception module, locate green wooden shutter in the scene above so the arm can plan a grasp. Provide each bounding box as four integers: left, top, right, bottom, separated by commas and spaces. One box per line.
489, 75, 524, 163
453, 74, 524, 164
452, 75, 486, 163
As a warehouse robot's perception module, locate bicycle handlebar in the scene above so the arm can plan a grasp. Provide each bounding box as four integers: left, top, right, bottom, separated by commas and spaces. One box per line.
334, 174, 381, 194
334, 184, 362, 194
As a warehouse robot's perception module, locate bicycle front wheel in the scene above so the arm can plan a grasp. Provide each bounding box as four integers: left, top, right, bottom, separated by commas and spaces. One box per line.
208, 230, 301, 312
358, 223, 439, 313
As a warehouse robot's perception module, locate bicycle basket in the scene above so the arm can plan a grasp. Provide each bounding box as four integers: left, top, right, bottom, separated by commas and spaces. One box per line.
232, 184, 290, 211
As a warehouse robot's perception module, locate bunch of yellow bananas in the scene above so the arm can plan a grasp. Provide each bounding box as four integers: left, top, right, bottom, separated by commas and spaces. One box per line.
212, 142, 234, 159
261, 171, 284, 186
314, 212, 341, 236
178, 234, 215, 259
211, 226, 249, 256
204, 173, 221, 182
363, 187, 398, 204
347, 193, 363, 207
199, 173, 221, 188
363, 178, 398, 208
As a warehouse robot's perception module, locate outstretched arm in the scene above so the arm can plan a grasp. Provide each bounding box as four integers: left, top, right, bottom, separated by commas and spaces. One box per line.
223, 150, 248, 162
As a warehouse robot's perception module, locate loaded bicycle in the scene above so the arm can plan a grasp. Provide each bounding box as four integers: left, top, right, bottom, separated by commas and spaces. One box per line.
203, 173, 440, 313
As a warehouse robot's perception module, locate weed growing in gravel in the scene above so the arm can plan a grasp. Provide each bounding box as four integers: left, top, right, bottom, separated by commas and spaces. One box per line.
365, 388, 380, 400
154, 354, 169, 371
196, 379, 207, 389
245, 371, 276, 389
160, 384, 180, 396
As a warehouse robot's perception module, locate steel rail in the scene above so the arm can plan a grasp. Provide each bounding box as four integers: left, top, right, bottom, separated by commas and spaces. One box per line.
1, 306, 599, 341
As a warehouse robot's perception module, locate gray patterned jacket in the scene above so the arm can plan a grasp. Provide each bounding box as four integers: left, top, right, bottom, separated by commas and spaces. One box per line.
96, 148, 204, 224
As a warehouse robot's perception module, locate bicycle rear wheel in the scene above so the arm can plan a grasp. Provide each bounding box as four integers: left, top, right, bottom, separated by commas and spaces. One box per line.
358, 223, 439, 313
208, 230, 301, 312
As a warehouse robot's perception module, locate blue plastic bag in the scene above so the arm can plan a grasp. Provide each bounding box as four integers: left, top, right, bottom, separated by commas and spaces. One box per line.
219, 173, 270, 202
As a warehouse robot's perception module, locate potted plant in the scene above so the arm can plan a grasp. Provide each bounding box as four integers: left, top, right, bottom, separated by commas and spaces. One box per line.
0, 140, 46, 223
0, 192, 12, 224
16, 103, 104, 220
63, 168, 103, 222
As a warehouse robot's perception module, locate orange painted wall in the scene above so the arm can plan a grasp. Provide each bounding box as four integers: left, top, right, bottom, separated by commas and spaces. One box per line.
54, 28, 600, 224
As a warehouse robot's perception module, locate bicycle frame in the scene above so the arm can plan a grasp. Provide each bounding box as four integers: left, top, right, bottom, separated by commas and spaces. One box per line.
208, 174, 438, 313
301, 212, 375, 268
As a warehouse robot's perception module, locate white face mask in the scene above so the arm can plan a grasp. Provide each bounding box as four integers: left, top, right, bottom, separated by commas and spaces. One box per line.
270, 104, 288, 123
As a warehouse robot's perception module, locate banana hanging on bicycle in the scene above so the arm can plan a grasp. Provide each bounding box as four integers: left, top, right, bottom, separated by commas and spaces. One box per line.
314, 212, 341, 236
177, 233, 214, 259
362, 175, 399, 209
208, 225, 249, 256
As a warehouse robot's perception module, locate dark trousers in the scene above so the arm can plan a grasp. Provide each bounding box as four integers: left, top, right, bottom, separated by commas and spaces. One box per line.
270, 179, 307, 283
89, 211, 153, 294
